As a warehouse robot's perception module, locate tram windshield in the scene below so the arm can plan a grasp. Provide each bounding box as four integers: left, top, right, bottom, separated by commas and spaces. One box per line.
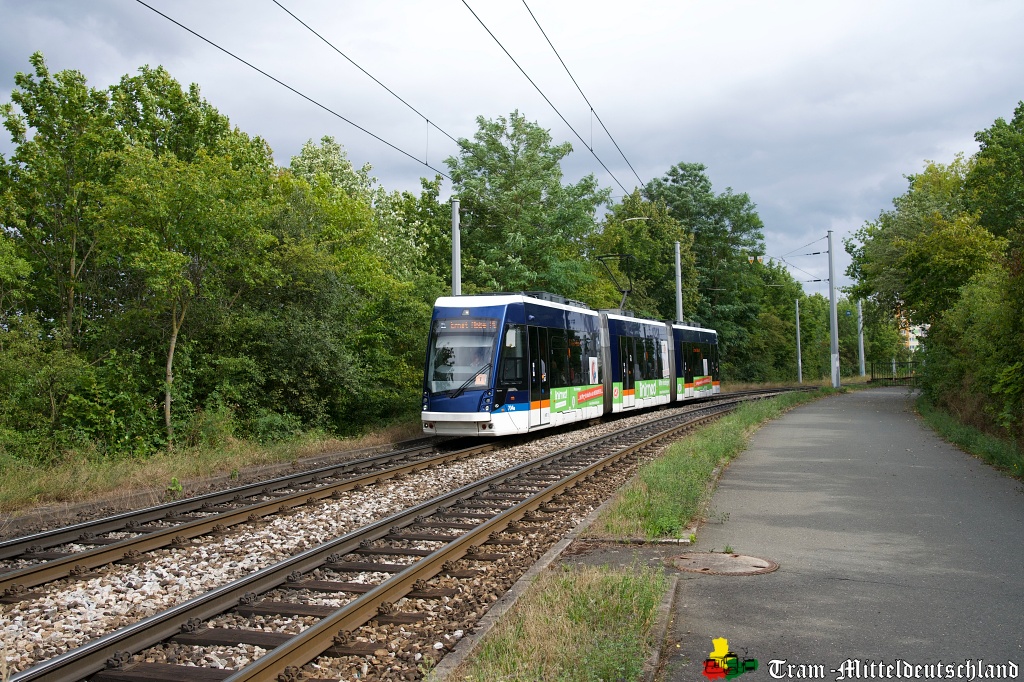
426, 317, 499, 393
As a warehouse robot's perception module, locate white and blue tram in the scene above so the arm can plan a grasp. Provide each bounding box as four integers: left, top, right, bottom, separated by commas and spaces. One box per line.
421, 292, 719, 436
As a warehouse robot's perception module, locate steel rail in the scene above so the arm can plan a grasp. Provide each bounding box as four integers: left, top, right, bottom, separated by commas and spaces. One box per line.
1, 388, 792, 596
0, 441, 443, 561
11, 400, 741, 682
0, 442, 496, 597
0, 388, 786, 562
224, 401, 739, 681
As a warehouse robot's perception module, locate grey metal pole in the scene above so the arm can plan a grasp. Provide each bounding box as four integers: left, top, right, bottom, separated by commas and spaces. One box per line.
828, 229, 840, 388
674, 241, 683, 322
795, 298, 803, 384
451, 198, 461, 296
857, 299, 866, 376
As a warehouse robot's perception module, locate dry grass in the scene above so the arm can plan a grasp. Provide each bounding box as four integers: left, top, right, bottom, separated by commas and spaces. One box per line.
1, 643, 10, 682
0, 419, 424, 514
721, 375, 869, 393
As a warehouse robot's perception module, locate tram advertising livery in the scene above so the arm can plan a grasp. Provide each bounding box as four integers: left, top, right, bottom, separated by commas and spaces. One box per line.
422, 292, 719, 436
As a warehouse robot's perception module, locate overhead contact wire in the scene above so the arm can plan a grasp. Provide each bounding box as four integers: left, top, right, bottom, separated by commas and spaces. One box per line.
272, 0, 459, 146
521, 0, 644, 187
462, 0, 630, 194
133, 0, 451, 179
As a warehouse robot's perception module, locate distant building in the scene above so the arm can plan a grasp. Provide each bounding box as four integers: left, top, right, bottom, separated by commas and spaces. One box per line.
905, 324, 926, 352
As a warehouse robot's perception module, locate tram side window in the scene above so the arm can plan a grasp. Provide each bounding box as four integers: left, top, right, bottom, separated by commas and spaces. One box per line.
549, 329, 568, 387
582, 332, 601, 384
499, 325, 527, 391
567, 331, 582, 386
639, 338, 656, 381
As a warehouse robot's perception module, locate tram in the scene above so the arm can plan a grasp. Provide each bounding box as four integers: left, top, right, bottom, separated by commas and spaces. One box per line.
421, 292, 718, 436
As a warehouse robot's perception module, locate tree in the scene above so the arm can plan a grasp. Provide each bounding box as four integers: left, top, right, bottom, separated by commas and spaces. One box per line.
105, 138, 276, 444
645, 162, 766, 379
589, 190, 697, 318
0, 52, 124, 346
846, 156, 1005, 326
112, 65, 233, 162
0, 229, 30, 328
967, 101, 1024, 238
290, 135, 376, 201
446, 110, 609, 296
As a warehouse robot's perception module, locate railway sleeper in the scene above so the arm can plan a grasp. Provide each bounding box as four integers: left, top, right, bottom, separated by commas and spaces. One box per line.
413, 524, 479, 533
385, 532, 460, 542
354, 546, 434, 557
172, 627, 293, 648
93, 663, 238, 681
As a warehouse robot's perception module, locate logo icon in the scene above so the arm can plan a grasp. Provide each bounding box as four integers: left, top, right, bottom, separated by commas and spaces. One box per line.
702, 637, 758, 679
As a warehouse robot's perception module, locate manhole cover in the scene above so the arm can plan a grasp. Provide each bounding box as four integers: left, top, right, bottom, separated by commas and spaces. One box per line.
672, 553, 778, 576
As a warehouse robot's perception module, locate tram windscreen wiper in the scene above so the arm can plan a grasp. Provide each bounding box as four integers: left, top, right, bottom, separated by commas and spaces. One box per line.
447, 363, 492, 399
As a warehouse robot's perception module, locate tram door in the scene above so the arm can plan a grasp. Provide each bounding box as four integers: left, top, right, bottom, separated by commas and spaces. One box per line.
619, 337, 636, 408
529, 327, 550, 427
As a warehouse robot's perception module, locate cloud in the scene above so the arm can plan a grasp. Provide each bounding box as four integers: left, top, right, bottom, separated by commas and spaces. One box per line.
3, 0, 1023, 294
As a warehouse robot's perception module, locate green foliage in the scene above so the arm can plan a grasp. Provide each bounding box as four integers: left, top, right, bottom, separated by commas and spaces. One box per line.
644, 162, 774, 379
967, 100, 1024, 238
165, 476, 183, 499
1, 52, 125, 346
845, 155, 1002, 326
0, 229, 31, 322
848, 101, 1024, 447
596, 391, 829, 539
588, 190, 697, 317
0, 54, 436, 461
446, 110, 610, 296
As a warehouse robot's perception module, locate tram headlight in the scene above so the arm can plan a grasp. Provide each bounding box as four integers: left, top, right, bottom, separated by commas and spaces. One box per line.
479, 389, 494, 411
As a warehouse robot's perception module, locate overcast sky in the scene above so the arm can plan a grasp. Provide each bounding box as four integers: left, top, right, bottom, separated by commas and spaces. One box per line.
2, 1, 1022, 294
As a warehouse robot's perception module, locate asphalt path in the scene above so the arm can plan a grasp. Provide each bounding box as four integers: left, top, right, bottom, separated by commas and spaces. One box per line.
664, 387, 1023, 681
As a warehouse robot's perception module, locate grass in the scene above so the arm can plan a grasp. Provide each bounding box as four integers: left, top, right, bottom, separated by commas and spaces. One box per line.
456, 563, 667, 682
590, 387, 842, 539
0, 420, 424, 514
916, 395, 1024, 479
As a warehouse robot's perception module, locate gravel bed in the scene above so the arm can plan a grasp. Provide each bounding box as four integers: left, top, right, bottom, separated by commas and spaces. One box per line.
1, 407, 693, 675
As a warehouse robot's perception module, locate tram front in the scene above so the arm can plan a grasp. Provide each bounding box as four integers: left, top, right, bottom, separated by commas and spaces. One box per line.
421, 298, 504, 435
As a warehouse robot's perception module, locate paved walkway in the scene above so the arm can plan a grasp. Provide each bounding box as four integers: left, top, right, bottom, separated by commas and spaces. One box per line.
660, 387, 1024, 680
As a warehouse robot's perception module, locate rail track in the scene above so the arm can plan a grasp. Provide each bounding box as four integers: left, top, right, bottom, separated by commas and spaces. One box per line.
6, 394, 767, 682
0, 441, 501, 599
1, 390, 786, 597
4, 388, 813, 681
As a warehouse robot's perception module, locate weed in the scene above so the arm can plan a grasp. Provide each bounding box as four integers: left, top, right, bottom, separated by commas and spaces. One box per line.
708, 509, 731, 524
417, 655, 436, 674
165, 477, 183, 500
588, 389, 829, 540
688, 532, 696, 544
916, 396, 1023, 478
230, 468, 239, 480
723, 544, 734, 554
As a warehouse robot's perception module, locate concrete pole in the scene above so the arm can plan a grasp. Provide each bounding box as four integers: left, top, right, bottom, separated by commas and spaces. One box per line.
857, 299, 866, 377
674, 241, 683, 322
795, 298, 803, 384
828, 229, 840, 388
451, 198, 461, 296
